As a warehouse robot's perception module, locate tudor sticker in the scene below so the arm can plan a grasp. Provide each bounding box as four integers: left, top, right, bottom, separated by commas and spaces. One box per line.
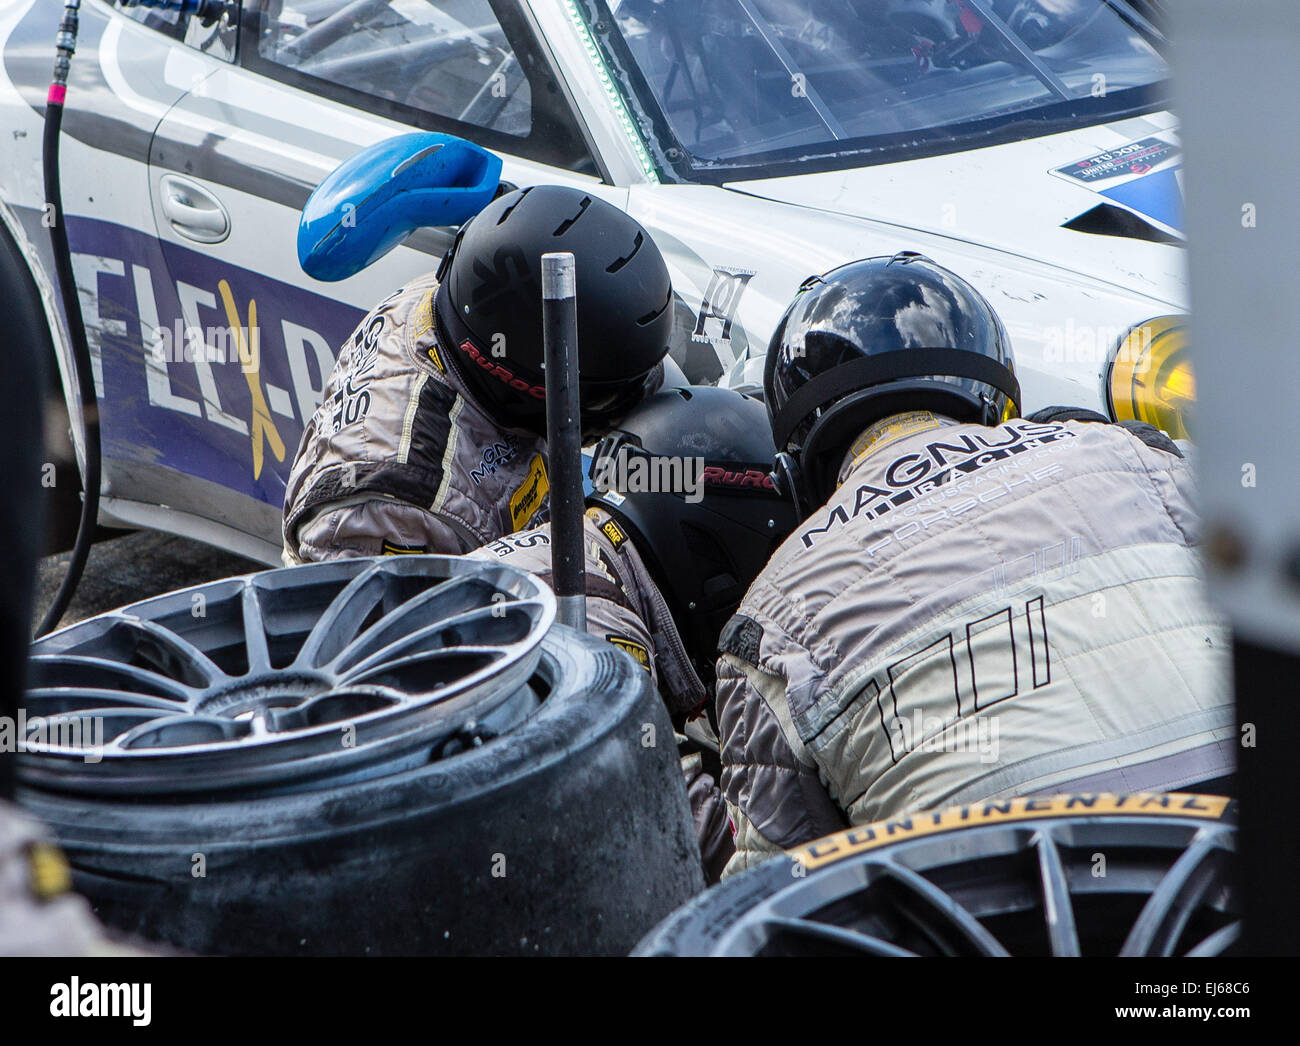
1053, 136, 1178, 183
1051, 135, 1184, 235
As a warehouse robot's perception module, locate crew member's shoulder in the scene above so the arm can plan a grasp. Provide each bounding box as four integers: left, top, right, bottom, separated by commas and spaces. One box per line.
397, 274, 459, 385
1025, 405, 1184, 458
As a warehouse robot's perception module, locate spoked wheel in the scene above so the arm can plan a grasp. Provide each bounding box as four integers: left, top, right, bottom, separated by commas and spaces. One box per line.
634, 794, 1237, 957
21, 556, 553, 796
19, 557, 704, 955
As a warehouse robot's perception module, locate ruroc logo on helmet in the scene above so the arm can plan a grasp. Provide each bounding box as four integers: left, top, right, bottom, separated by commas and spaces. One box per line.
433, 185, 673, 436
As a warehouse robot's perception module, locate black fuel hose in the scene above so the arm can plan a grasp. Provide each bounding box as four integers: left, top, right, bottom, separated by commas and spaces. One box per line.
36, 0, 99, 637
36, 1, 232, 635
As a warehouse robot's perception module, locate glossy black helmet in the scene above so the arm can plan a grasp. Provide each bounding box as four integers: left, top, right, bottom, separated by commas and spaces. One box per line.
434, 185, 673, 436
764, 252, 1019, 512
587, 386, 797, 683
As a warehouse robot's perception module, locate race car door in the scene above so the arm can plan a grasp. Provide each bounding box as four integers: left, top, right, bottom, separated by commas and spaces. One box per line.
142, 0, 605, 560
0, 0, 219, 541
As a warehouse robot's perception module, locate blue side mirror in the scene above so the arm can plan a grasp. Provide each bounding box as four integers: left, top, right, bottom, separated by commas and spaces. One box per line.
298, 132, 502, 282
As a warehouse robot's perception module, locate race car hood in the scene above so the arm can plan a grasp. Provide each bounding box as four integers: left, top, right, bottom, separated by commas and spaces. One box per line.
628, 114, 1187, 415
724, 112, 1184, 309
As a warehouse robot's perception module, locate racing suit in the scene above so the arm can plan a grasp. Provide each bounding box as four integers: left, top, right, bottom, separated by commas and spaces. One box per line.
283, 271, 549, 563
467, 506, 733, 880
715, 411, 1234, 878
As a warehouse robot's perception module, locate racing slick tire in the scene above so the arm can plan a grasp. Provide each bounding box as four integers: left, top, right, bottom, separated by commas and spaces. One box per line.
634, 794, 1238, 956
0, 217, 80, 554
17, 557, 705, 956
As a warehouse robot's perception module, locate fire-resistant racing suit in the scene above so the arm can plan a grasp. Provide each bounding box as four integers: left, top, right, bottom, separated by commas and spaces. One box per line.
467, 506, 733, 880
714, 411, 1235, 877
283, 271, 550, 563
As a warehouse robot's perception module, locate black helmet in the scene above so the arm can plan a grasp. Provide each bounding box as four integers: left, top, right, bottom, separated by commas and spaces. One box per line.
434, 185, 673, 436
587, 386, 797, 683
764, 252, 1019, 512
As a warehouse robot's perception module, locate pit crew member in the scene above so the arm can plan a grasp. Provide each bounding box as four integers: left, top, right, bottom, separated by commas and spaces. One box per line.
715, 253, 1234, 877
283, 186, 672, 562
468, 385, 796, 880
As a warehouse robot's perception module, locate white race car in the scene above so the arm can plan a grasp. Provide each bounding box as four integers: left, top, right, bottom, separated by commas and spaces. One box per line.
0, 0, 1186, 563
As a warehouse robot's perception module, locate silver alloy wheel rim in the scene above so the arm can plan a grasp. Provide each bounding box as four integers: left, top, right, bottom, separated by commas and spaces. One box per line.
715, 815, 1237, 956
21, 556, 555, 796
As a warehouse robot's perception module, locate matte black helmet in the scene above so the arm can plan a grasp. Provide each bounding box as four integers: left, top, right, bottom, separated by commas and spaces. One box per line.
587, 386, 797, 683
434, 185, 673, 436
764, 252, 1019, 512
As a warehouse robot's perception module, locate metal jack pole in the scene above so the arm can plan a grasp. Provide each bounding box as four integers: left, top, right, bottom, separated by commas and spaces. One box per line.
541, 252, 586, 632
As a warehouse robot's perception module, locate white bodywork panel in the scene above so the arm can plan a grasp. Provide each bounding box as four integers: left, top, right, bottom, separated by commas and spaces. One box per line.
0, 0, 1188, 561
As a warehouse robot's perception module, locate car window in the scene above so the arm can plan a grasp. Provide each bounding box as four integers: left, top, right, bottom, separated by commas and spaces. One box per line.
116, 1, 238, 61
582, 0, 1166, 181
116, 0, 185, 39
258, 0, 532, 138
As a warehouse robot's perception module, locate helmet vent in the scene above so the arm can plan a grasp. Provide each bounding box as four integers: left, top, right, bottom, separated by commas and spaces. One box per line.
636, 288, 672, 326
553, 196, 592, 236
495, 186, 532, 225
606, 232, 643, 274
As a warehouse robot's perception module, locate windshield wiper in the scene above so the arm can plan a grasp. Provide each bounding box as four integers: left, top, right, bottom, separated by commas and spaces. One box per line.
731, 0, 847, 141
962, 0, 1073, 101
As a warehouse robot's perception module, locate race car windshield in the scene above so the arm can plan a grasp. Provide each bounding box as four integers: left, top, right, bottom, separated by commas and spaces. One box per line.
579, 0, 1167, 180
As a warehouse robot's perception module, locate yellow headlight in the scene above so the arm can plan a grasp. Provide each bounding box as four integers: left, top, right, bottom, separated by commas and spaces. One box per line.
1107, 315, 1194, 440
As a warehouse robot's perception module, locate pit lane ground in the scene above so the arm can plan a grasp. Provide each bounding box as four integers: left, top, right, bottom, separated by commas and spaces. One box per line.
35, 529, 263, 630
